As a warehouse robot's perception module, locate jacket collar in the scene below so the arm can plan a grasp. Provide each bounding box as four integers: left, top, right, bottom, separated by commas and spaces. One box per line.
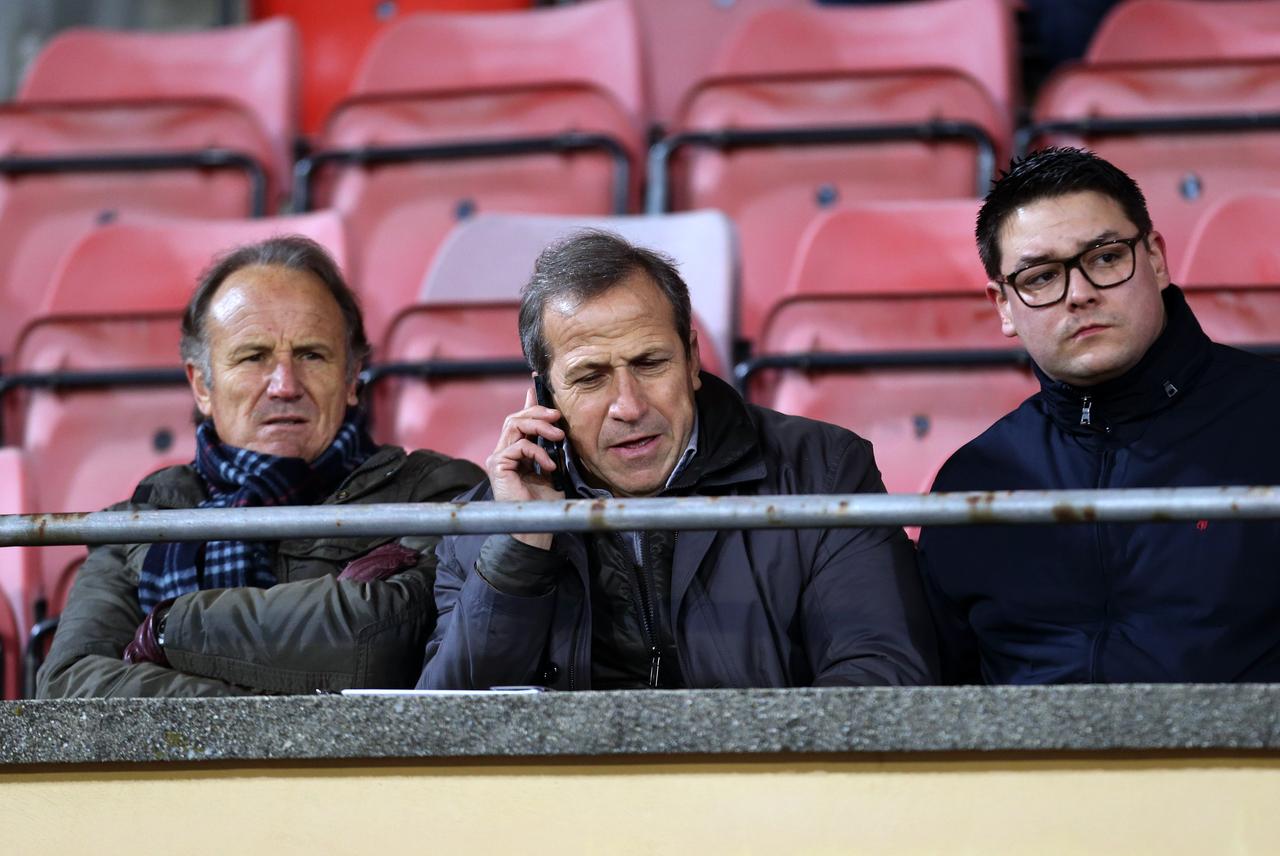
1035, 284, 1213, 434
667, 372, 766, 491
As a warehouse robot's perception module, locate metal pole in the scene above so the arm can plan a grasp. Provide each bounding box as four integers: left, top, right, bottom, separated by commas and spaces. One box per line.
1, 488, 1278, 546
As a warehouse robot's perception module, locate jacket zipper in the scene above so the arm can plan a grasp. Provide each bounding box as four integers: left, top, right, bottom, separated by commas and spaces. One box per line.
628, 533, 663, 688
1080, 395, 1093, 427
567, 540, 581, 690
1089, 449, 1115, 682
567, 637, 578, 691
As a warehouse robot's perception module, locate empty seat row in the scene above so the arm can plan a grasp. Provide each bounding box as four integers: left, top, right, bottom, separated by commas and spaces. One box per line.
0, 0, 1021, 356
9, 0, 1280, 362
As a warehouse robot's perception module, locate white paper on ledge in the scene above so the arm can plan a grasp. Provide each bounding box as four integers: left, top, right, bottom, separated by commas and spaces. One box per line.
340, 687, 547, 696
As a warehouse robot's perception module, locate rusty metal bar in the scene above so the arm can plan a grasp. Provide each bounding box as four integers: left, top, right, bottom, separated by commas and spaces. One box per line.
0, 488, 1277, 546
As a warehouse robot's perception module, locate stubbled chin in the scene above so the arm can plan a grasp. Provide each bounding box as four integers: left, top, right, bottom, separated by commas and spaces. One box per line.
250, 430, 319, 460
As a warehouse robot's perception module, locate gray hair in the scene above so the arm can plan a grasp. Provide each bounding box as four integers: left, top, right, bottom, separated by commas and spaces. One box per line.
180, 235, 370, 386
518, 230, 693, 380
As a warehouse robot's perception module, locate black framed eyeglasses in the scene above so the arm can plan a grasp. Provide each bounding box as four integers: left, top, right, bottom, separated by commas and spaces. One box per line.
999, 231, 1149, 308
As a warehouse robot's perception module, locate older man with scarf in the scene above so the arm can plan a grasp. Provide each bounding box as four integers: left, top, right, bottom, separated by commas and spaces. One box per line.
37, 236, 483, 697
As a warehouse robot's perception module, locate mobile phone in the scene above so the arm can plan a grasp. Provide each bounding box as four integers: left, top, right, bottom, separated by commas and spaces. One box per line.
533, 375, 566, 492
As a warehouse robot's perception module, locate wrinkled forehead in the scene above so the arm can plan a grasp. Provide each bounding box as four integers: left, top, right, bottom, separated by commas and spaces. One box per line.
205, 265, 350, 348
544, 274, 680, 346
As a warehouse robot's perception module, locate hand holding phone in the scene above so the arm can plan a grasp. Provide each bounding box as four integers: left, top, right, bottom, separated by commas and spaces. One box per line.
486, 378, 568, 524
533, 375, 566, 493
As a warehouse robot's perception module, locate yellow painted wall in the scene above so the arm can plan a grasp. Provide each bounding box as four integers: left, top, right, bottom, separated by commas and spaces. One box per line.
2, 754, 1276, 854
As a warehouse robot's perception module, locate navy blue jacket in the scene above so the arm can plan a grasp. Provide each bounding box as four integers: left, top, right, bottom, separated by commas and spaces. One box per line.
918, 286, 1280, 684
419, 373, 938, 690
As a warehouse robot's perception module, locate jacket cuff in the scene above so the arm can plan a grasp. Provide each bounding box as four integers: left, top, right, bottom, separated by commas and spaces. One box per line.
476, 534, 566, 597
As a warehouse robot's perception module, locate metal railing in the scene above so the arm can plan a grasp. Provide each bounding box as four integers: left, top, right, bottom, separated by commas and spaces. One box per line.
293, 132, 632, 215
1016, 112, 1280, 158
0, 148, 268, 217
3, 487, 1279, 547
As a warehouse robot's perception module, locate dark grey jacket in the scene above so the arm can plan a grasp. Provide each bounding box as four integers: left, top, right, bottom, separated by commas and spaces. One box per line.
38, 446, 483, 698
419, 375, 938, 690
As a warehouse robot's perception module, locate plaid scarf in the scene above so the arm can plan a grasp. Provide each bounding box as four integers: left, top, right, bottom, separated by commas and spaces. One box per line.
137, 411, 378, 611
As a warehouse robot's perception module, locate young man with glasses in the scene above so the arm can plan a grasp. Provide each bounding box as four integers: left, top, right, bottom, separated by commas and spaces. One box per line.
917, 146, 1280, 684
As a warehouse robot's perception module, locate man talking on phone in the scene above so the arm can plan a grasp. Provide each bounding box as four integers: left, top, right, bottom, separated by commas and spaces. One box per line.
418, 231, 936, 689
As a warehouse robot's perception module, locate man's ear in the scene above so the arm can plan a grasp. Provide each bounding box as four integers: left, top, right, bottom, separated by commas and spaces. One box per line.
987, 281, 1019, 339
346, 373, 360, 408
186, 362, 214, 418
1145, 229, 1172, 289
687, 328, 702, 391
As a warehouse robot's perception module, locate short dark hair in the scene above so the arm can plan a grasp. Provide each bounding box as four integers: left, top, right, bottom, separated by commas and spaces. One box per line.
976, 147, 1154, 280
518, 230, 693, 379
180, 235, 370, 384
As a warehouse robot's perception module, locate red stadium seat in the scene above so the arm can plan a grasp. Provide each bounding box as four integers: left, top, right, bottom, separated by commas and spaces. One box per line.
0, 102, 277, 357
1181, 191, 1280, 288
710, 0, 1018, 118
18, 18, 301, 200
1179, 191, 1280, 348
0, 448, 38, 646
375, 303, 528, 465
6, 213, 349, 616
650, 0, 1015, 351
250, 0, 533, 136
0, 20, 299, 354
1026, 59, 1280, 270
300, 0, 646, 344
10, 315, 194, 619
36, 210, 348, 316
1088, 0, 1280, 63
632, 0, 807, 131
748, 202, 1038, 494
376, 301, 723, 467
349, 0, 644, 121
417, 210, 737, 372
0, 578, 18, 700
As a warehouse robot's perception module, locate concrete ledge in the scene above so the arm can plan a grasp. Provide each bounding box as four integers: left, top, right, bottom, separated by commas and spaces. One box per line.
3, 684, 1279, 766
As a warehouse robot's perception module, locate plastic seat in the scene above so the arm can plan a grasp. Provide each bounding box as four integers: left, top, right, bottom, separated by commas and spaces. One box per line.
1178, 191, 1280, 348
418, 210, 737, 372
710, 0, 1018, 118
748, 203, 1038, 494
250, 0, 533, 136
6, 212, 349, 615
34, 210, 349, 317
0, 102, 277, 357
376, 301, 723, 468
18, 18, 300, 201
1027, 59, 1280, 268
632, 0, 808, 131
0, 448, 38, 649
300, 0, 646, 344
651, 0, 1016, 351
1088, 0, 1280, 63
0, 578, 17, 700
375, 304, 529, 466
348, 0, 643, 120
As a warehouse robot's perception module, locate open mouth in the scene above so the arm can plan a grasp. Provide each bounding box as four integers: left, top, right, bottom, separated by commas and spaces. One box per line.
611, 435, 658, 454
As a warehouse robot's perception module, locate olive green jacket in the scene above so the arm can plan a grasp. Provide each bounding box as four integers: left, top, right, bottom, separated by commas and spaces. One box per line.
37, 446, 483, 698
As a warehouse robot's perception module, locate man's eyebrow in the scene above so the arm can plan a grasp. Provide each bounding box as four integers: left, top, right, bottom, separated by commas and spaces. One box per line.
629, 347, 672, 362
1011, 230, 1129, 269
226, 340, 270, 357
292, 340, 335, 354
564, 346, 672, 378
563, 356, 611, 378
